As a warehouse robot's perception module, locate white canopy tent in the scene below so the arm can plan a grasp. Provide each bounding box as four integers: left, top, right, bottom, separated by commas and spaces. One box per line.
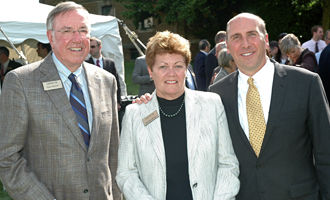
0, 0, 126, 95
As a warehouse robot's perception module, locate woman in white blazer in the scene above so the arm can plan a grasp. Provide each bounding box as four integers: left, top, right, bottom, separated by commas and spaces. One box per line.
116, 31, 240, 200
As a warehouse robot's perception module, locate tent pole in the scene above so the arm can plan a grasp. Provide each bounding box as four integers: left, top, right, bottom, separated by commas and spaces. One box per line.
0, 27, 28, 65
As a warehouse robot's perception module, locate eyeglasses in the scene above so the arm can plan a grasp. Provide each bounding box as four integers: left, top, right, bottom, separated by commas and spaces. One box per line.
90, 45, 99, 48
52, 28, 90, 38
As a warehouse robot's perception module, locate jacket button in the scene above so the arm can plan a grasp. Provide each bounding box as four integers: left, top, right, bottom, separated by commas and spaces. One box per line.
87, 157, 90, 161
257, 164, 263, 169
193, 183, 198, 188
84, 189, 88, 193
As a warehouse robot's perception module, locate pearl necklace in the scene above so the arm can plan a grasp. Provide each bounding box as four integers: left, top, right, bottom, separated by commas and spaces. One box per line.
159, 95, 185, 118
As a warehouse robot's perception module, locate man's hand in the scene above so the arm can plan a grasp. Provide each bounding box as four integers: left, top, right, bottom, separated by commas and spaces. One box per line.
132, 93, 152, 104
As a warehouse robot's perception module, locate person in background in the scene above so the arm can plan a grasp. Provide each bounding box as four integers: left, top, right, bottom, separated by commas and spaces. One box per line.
116, 30, 240, 200
302, 25, 327, 53
205, 31, 226, 89
85, 36, 122, 110
315, 29, 330, 64
193, 39, 210, 91
132, 55, 155, 96
280, 33, 318, 72
36, 42, 52, 58
318, 30, 330, 101
0, 2, 121, 199
277, 32, 288, 63
0, 46, 22, 86
211, 48, 236, 84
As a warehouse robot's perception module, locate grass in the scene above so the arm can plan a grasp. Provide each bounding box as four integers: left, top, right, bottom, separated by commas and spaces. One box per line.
124, 61, 140, 96
0, 62, 138, 199
0, 182, 12, 200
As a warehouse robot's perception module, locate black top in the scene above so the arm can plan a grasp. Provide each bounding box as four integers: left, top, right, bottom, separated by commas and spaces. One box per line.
157, 93, 193, 200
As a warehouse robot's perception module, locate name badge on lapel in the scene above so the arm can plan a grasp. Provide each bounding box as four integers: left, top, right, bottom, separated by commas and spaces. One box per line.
43, 80, 63, 91
142, 110, 159, 126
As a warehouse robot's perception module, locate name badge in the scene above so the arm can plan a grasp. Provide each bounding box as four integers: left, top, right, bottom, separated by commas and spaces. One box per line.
43, 80, 63, 91
142, 110, 159, 126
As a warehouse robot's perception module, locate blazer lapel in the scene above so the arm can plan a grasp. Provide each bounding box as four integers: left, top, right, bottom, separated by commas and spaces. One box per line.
39, 55, 87, 151
83, 63, 101, 151
228, 72, 255, 154
185, 88, 202, 167
144, 93, 166, 173
260, 62, 287, 154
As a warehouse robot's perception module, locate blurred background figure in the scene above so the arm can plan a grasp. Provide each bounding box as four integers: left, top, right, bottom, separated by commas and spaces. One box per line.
315, 29, 330, 64
86, 36, 122, 110
277, 33, 288, 63
302, 25, 327, 53
36, 42, 52, 58
193, 39, 210, 91
211, 48, 236, 84
132, 55, 155, 96
205, 31, 226, 89
280, 33, 318, 72
0, 46, 22, 87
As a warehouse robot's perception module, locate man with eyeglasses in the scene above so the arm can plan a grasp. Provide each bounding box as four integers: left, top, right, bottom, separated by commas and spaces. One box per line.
0, 2, 121, 200
86, 37, 121, 110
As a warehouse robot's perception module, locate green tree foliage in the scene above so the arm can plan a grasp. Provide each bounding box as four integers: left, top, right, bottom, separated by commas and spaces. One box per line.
115, 0, 323, 44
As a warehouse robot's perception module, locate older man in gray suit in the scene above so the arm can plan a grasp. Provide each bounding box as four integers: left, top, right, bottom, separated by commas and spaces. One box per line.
0, 2, 121, 200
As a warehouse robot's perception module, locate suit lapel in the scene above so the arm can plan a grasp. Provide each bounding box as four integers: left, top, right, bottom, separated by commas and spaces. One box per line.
40, 55, 87, 151
185, 89, 201, 167
228, 72, 255, 153
144, 94, 166, 173
260, 62, 287, 154
83, 63, 101, 151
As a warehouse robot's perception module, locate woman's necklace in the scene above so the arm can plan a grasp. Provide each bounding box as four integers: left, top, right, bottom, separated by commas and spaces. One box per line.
159, 95, 185, 118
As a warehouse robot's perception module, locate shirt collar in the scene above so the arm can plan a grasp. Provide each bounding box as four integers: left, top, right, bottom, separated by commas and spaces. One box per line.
238, 58, 275, 91
92, 55, 102, 64
52, 53, 83, 83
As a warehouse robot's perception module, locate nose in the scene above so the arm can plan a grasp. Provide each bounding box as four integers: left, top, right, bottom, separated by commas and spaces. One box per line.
241, 36, 250, 48
72, 31, 83, 42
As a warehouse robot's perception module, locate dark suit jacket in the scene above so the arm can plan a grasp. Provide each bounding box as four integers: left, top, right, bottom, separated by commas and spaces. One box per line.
186, 64, 198, 90
193, 51, 207, 91
205, 48, 218, 89
86, 57, 121, 104
209, 60, 330, 200
1, 59, 23, 87
0, 54, 121, 199
319, 44, 330, 100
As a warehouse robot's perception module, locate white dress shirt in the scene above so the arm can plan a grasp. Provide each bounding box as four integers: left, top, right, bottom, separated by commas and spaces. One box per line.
237, 58, 274, 139
92, 56, 104, 69
52, 53, 93, 133
301, 39, 327, 53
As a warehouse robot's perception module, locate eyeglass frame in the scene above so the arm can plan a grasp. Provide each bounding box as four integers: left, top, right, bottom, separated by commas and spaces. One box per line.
50, 28, 91, 38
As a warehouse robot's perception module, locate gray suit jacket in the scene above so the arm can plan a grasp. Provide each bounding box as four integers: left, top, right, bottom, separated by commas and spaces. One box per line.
132, 55, 155, 96
209, 60, 330, 200
0, 54, 121, 200
116, 88, 240, 200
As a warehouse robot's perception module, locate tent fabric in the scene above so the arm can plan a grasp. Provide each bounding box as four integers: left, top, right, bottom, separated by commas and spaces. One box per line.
0, 0, 126, 95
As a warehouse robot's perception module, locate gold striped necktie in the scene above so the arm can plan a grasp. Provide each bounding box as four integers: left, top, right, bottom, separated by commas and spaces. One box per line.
246, 77, 266, 157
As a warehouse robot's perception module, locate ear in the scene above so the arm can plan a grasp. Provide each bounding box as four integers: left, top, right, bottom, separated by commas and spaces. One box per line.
99, 45, 102, 50
147, 66, 152, 77
47, 30, 54, 48
265, 34, 269, 48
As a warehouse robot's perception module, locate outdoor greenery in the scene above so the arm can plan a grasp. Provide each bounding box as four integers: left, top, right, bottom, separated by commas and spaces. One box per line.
0, 181, 12, 200
124, 61, 139, 95
114, 0, 328, 46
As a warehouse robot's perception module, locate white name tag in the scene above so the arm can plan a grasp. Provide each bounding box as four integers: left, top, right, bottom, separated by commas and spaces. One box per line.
43, 80, 63, 91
